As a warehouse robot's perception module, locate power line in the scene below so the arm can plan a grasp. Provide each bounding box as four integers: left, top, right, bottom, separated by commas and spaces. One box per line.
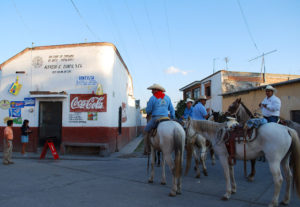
10, 0, 32, 37
237, 0, 260, 53
163, 0, 175, 66
70, 0, 101, 41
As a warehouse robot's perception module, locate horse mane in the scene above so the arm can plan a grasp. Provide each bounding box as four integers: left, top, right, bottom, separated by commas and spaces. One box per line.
240, 101, 254, 118
191, 120, 226, 134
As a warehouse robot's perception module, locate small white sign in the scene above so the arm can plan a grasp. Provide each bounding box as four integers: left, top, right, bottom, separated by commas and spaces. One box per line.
76, 76, 97, 86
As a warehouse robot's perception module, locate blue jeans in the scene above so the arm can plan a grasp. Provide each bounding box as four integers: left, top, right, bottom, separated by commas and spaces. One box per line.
144, 116, 164, 132
264, 116, 279, 123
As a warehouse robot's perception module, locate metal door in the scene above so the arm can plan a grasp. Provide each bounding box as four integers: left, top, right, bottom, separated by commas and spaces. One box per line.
39, 102, 62, 147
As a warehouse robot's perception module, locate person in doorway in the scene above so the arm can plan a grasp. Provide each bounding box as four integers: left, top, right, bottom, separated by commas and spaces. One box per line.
192, 95, 210, 120
259, 85, 281, 123
21, 119, 32, 156
182, 98, 194, 120
3, 120, 14, 165
143, 83, 175, 154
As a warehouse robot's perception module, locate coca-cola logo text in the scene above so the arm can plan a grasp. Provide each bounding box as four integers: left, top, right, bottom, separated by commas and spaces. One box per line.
70, 94, 107, 112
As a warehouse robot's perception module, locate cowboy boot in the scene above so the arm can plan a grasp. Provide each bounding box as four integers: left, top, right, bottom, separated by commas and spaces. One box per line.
143, 132, 150, 155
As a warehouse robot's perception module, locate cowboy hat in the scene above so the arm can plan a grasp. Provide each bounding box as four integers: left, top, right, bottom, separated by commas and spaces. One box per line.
199, 95, 207, 100
185, 98, 194, 104
147, 83, 166, 92
265, 85, 277, 93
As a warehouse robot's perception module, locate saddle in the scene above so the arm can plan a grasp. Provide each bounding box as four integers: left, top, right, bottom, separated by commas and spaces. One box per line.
150, 117, 171, 137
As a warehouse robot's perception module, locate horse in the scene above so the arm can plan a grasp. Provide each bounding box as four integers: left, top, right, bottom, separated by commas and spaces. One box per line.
148, 120, 186, 196
185, 118, 300, 207
226, 98, 258, 181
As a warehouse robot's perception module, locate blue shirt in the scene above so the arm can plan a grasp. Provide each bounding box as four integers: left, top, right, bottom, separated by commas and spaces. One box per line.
183, 106, 193, 119
192, 102, 207, 120
146, 95, 175, 119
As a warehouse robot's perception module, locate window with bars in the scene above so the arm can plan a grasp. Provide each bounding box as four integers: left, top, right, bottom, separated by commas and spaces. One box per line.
193, 88, 200, 99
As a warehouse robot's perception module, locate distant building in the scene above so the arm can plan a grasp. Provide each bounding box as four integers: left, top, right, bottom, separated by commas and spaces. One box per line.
222, 78, 300, 123
0, 42, 143, 155
179, 70, 300, 112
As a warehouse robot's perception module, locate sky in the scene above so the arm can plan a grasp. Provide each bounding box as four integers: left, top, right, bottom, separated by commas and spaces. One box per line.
0, 0, 300, 108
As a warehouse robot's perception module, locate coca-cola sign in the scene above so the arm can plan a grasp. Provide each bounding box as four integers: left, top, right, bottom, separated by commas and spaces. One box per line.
70, 94, 107, 112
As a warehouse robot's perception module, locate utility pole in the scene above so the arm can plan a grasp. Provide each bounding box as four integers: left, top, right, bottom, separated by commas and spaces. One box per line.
224, 57, 230, 70
213, 58, 218, 73
249, 50, 277, 83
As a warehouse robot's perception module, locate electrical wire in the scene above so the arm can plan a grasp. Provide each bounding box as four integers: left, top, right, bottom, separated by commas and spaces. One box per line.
10, 0, 32, 37
70, 0, 101, 41
237, 0, 260, 53
163, 0, 175, 66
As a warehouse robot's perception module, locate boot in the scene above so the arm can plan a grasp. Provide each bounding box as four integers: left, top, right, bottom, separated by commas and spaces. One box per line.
143, 132, 150, 155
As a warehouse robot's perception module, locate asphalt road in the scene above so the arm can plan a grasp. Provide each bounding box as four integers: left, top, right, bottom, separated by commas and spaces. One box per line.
0, 154, 299, 207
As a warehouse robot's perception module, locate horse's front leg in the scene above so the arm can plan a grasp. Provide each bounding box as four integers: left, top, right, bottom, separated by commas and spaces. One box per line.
247, 159, 256, 182
193, 148, 201, 178
148, 147, 155, 183
229, 165, 236, 194
210, 147, 216, 165
200, 142, 208, 176
219, 154, 232, 200
161, 154, 166, 185
164, 153, 177, 196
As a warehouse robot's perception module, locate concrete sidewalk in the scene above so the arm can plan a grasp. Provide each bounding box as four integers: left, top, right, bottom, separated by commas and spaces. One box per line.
0, 134, 144, 161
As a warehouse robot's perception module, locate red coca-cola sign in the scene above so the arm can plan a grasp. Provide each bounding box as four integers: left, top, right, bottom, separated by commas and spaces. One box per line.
70, 94, 107, 112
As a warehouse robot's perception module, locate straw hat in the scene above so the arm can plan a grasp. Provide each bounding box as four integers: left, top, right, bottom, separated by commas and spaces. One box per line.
147, 84, 166, 92
265, 85, 277, 93
185, 98, 194, 104
199, 95, 207, 100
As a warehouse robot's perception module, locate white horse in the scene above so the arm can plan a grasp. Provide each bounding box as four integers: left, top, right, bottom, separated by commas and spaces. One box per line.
148, 120, 186, 196
185, 119, 300, 207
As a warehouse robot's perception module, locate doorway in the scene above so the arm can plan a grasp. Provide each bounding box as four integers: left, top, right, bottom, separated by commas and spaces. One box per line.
39, 102, 62, 147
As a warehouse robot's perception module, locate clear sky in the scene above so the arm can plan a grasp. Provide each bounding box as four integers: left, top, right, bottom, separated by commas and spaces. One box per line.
1, 0, 300, 108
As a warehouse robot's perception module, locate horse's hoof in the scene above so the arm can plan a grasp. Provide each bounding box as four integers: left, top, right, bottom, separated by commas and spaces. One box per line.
176, 191, 182, 195
160, 182, 166, 185
195, 174, 200, 179
247, 176, 254, 182
148, 180, 153, 184
221, 196, 229, 201
203, 170, 208, 176
280, 201, 289, 206
169, 192, 176, 197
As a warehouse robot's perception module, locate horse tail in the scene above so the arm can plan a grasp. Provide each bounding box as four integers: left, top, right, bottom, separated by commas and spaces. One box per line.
288, 127, 300, 197
174, 126, 184, 179
184, 135, 194, 176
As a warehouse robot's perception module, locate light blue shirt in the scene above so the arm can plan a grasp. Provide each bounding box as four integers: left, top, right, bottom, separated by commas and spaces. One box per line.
192, 102, 207, 120
183, 106, 193, 119
146, 95, 175, 119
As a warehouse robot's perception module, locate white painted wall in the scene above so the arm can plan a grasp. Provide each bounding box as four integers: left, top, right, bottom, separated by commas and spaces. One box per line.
0, 44, 141, 128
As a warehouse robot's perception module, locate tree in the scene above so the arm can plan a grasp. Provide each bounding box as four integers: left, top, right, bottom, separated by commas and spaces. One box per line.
175, 100, 186, 119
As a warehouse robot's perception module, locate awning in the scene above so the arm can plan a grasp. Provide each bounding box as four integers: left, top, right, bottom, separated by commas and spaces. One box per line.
29, 91, 68, 98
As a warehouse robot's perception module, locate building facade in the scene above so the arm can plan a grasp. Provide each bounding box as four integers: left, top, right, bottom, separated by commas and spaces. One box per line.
222, 78, 300, 123
0, 42, 143, 154
179, 70, 300, 112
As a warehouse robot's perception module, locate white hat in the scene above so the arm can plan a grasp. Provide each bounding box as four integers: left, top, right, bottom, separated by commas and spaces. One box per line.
185, 98, 194, 104
199, 95, 207, 100
265, 85, 277, 93
147, 84, 166, 92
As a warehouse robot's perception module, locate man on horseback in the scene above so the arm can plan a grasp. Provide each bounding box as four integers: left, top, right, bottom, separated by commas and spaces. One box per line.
182, 98, 194, 120
192, 95, 210, 120
143, 84, 175, 153
259, 85, 281, 123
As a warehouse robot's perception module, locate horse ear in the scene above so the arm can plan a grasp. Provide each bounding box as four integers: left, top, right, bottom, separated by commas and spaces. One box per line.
237, 98, 241, 103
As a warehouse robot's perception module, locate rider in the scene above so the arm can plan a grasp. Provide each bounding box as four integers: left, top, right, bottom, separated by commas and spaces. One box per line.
143, 84, 175, 153
192, 95, 210, 120
181, 98, 194, 120
259, 85, 281, 123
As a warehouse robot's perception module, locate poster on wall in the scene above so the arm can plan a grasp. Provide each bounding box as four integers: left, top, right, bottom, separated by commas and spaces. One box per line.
70, 94, 107, 112
69, 113, 87, 124
10, 101, 25, 108
24, 98, 36, 106
8, 77, 22, 96
0, 100, 10, 109
87, 112, 98, 121
13, 117, 22, 125
9, 108, 21, 117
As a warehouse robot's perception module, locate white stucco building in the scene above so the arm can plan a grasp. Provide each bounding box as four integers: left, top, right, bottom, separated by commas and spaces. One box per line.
0, 42, 143, 154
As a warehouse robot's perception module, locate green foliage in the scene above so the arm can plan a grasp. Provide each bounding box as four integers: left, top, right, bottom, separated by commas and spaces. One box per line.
175, 100, 186, 119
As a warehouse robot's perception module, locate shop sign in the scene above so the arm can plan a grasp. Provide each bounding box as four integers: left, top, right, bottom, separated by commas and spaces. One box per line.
24, 98, 36, 106
9, 108, 21, 117
10, 101, 25, 108
70, 94, 107, 112
0, 100, 10, 109
76, 76, 97, 86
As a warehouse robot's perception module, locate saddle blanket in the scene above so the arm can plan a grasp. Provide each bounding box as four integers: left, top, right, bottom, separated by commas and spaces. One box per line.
246, 118, 267, 129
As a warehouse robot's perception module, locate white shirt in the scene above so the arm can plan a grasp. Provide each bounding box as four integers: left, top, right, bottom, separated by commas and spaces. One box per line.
261, 95, 281, 117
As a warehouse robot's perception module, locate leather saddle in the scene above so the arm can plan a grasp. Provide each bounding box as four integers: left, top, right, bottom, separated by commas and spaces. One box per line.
150, 117, 171, 137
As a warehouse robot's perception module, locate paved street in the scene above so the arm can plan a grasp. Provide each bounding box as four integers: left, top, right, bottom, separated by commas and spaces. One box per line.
0, 153, 300, 207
